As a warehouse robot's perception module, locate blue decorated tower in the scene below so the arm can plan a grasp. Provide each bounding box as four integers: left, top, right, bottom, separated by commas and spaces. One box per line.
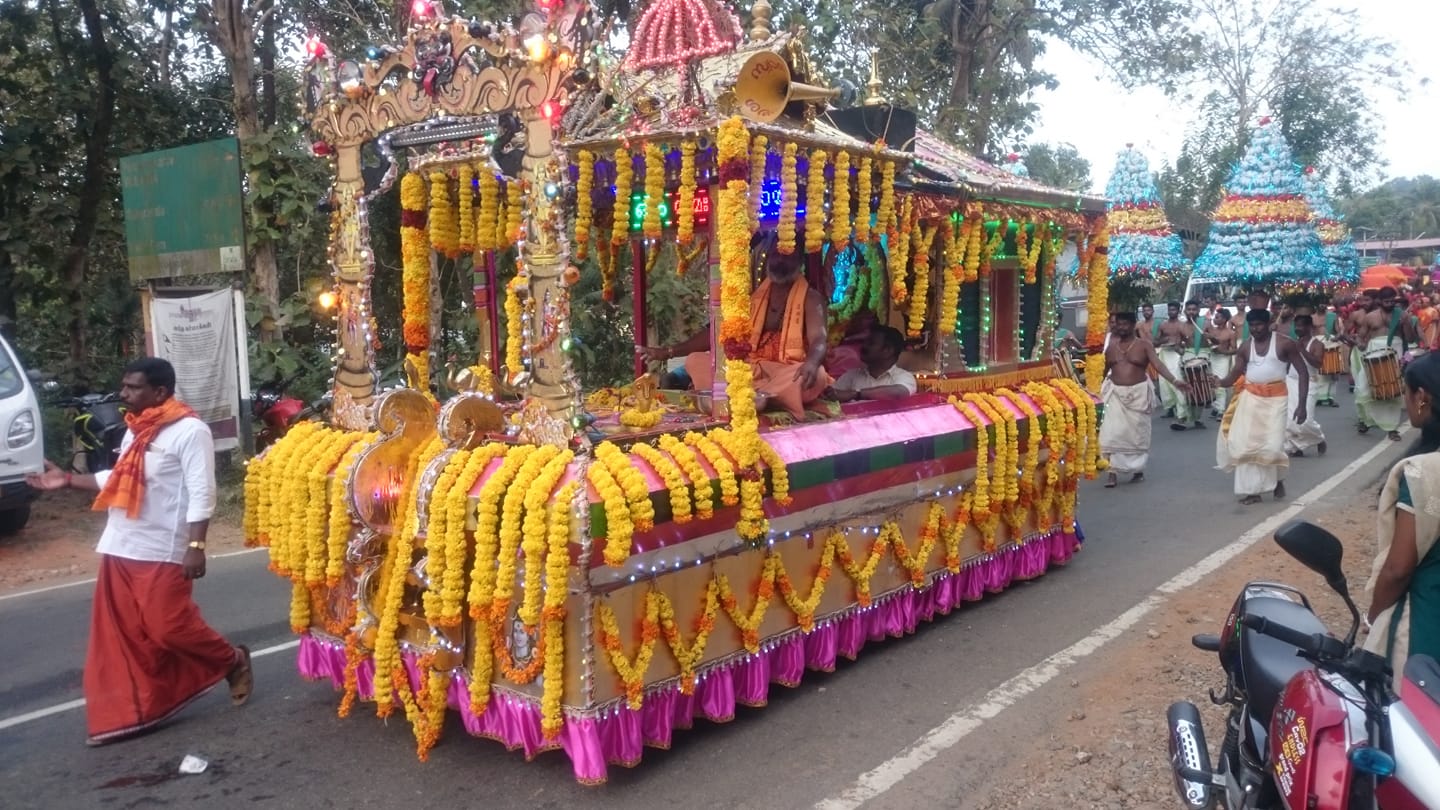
1192, 118, 1328, 289
1300, 167, 1360, 287
1103, 145, 1185, 279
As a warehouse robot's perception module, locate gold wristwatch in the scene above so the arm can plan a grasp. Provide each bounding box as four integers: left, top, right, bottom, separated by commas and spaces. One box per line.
188, 540, 207, 551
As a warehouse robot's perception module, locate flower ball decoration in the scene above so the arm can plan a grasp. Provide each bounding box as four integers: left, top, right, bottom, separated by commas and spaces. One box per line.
1192, 118, 1327, 286
1102, 145, 1185, 280
1301, 166, 1360, 287
622, 0, 743, 71
1004, 152, 1029, 177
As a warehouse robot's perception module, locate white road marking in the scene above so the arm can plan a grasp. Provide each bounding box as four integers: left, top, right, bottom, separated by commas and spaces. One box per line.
0, 639, 300, 732
0, 547, 265, 603
815, 429, 1405, 810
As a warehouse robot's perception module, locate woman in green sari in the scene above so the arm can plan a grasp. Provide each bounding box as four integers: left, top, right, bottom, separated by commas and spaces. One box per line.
1366, 351, 1440, 673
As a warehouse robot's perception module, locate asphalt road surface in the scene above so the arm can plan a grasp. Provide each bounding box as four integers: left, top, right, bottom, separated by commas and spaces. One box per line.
0, 389, 1411, 810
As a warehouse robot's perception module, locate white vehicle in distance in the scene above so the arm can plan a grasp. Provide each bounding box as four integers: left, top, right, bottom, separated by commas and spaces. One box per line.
0, 333, 44, 534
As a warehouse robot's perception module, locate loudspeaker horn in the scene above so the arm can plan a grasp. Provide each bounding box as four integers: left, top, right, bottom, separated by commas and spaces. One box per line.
730, 50, 839, 123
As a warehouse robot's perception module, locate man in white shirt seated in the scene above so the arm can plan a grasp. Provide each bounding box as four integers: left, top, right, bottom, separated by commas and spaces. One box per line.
827, 326, 918, 402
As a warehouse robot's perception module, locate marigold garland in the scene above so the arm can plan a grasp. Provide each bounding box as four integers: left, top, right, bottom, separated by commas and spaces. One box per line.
774, 544, 833, 632
619, 407, 663, 428
428, 170, 460, 259
457, 164, 475, 254
888, 195, 915, 306
655, 582, 719, 694
804, 149, 828, 254
677, 140, 697, 246
400, 172, 432, 385
877, 159, 897, 238
658, 434, 714, 519
830, 150, 851, 245
963, 205, 984, 282
596, 592, 661, 709
777, 142, 799, 254
716, 553, 777, 652
685, 431, 739, 507
748, 134, 769, 228
518, 449, 574, 628
540, 480, 580, 737
503, 179, 523, 249
855, 156, 873, 244
477, 169, 500, 252
632, 442, 693, 524
504, 274, 527, 380
435, 444, 505, 624
717, 118, 754, 358
907, 224, 937, 338
465, 444, 534, 715
575, 150, 595, 260
938, 218, 967, 335
420, 449, 466, 622
643, 143, 665, 240
325, 432, 375, 588
834, 528, 888, 607
1083, 218, 1110, 393
493, 445, 564, 625
611, 147, 634, 246
588, 459, 635, 567
596, 441, 655, 532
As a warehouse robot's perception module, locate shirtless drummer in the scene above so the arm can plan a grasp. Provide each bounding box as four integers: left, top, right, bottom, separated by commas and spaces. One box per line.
1100, 312, 1191, 487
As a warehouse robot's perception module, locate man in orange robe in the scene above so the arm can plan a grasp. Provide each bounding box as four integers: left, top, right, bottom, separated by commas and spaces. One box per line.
643, 247, 832, 420
28, 358, 253, 745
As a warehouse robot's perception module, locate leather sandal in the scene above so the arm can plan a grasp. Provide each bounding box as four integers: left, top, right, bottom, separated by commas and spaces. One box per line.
229, 645, 253, 706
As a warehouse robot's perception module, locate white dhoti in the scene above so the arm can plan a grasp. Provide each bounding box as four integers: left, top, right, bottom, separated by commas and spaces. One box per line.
1208, 353, 1234, 416
1218, 379, 1290, 496
1158, 348, 1191, 422
1285, 371, 1325, 454
1354, 337, 1405, 432
1100, 379, 1156, 474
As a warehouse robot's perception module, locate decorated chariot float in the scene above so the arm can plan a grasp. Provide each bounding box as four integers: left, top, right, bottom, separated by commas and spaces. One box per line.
244, 0, 1112, 783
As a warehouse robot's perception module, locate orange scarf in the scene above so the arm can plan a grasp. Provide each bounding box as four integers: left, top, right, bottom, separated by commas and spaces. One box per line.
749, 277, 809, 363
93, 397, 196, 519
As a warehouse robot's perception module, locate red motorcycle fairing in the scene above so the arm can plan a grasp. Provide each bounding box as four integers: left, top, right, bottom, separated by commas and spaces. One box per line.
1269, 670, 1361, 810
263, 397, 306, 428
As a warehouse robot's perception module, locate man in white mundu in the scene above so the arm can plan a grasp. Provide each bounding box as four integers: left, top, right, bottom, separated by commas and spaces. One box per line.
1285, 314, 1327, 457
1100, 312, 1190, 487
1351, 287, 1412, 440
1215, 309, 1310, 505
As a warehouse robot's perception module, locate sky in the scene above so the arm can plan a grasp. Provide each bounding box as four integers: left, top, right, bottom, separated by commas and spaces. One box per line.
1026, 0, 1440, 194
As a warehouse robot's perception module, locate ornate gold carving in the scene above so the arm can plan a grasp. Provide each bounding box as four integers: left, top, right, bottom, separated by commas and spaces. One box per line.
437, 393, 504, 449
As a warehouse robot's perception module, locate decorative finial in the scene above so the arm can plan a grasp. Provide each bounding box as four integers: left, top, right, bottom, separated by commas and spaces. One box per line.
1125, 142, 1134, 149
863, 49, 886, 106
749, 0, 773, 43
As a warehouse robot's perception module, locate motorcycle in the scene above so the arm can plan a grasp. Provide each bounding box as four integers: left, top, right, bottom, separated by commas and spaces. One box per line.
1166, 519, 1440, 809
51, 391, 126, 473
253, 374, 313, 452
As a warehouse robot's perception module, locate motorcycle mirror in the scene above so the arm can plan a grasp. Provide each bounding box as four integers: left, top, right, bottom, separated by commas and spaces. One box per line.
1273, 520, 1346, 590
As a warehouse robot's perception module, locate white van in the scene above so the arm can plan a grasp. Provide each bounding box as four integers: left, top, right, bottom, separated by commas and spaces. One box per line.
0, 334, 44, 534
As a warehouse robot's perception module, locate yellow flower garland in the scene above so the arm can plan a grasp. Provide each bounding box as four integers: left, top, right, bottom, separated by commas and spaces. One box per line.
493, 445, 563, 624
677, 140, 697, 247
643, 143, 664, 240
458, 164, 475, 254
756, 439, 791, 505
773, 543, 833, 632
907, 224, 937, 338
588, 459, 635, 567
804, 149, 828, 254
619, 407, 663, 428
888, 195, 915, 306
748, 134, 768, 228
517, 449, 574, 628
830, 150, 851, 245
655, 581, 719, 694
777, 142, 799, 254
855, 157, 873, 244
685, 431, 738, 507
400, 172, 432, 387
938, 218, 966, 335
632, 442, 693, 524
504, 274, 526, 381
540, 480, 580, 737
429, 170, 459, 259
1083, 219, 1110, 393
325, 431, 376, 586
835, 528, 888, 607
596, 441, 655, 532
963, 205, 983, 282
421, 449, 468, 622
575, 150, 594, 260
716, 554, 777, 652
435, 443, 506, 624
596, 592, 661, 709
718, 119, 753, 356
877, 159, 896, 238
659, 434, 714, 519
504, 178, 522, 248
477, 168, 499, 252
465, 445, 533, 715
611, 147, 633, 246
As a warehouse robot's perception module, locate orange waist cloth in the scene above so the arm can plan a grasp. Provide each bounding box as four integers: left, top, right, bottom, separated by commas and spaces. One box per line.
749, 277, 809, 364
85, 555, 237, 743
1219, 376, 1288, 434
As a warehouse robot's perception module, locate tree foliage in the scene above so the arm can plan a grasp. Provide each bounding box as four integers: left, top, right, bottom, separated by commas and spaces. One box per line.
1023, 143, 1091, 192
1342, 177, 1440, 243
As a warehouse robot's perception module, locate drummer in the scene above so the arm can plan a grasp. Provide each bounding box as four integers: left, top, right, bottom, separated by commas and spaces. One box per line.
1157, 301, 1204, 430
1351, 286, 1413, 440
1313, 297, 1344, 408
1285, 314, 1328, 457
1204, 307, 1239, 418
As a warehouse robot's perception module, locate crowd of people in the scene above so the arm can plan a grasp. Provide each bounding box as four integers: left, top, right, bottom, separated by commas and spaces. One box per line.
1097, 286, 1440, 505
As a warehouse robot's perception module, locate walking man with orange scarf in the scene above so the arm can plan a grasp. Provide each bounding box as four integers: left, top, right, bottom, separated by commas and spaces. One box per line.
1214, 310, 1311, 505
27, 358, 253, 745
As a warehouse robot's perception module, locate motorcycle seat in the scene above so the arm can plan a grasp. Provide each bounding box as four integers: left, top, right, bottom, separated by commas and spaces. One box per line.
1240, 596, 1328, 725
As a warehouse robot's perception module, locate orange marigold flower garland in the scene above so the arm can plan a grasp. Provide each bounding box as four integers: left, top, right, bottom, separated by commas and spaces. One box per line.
676, 139, 697, 246
748, 134, 769, 228
888, 195, 915, 305
855, 156, 873, 244
906, 224, 937, 338
950, 397, 991, 519
804, 149, 828, 254
632, 442, 692, 524
877, 159, 897, 237
492, 445, 564, 625
421, 450, 468, 621
400, 172, 432, 386
438, 444, 504, 624
457, 163, 476, 253
963, 205, 984, 282
1083, 219, 1110, 393
504, 274, 527, 381
465, 444, 533, 715
596, 591, 661, 709
890, 503, 944, 587
656, 583, 719, 694
830, 150, 851, 245
1022, 222, 1045, 284
540, 480, 580, 737
477, 168, 499, 252
756, 438, 791, 505
588, 460, 634, 567
774, 544, 833, 632
938, 218, 966, 335
574, 150, 595, 260
998, 387, 1041, 515
325, 431, 376, 587
595, 441, 655, 532
611, 147, 633, 247
643, 143, 665, 240
504, 178, 522, 248
428, 170, 460, 259
717, 554, 777, 653
834, 527, 889, 608
685, 431, 738, 506
717, 117, 754, 358
776, 142, 799, 254
517, 449, 574, 628
659, 434, 714, 519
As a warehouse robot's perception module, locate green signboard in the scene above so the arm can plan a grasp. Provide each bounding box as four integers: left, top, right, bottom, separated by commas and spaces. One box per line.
120, 138, 245, 282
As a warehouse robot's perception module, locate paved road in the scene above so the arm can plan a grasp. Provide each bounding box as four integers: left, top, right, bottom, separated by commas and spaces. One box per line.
0, 390, 1411, 810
